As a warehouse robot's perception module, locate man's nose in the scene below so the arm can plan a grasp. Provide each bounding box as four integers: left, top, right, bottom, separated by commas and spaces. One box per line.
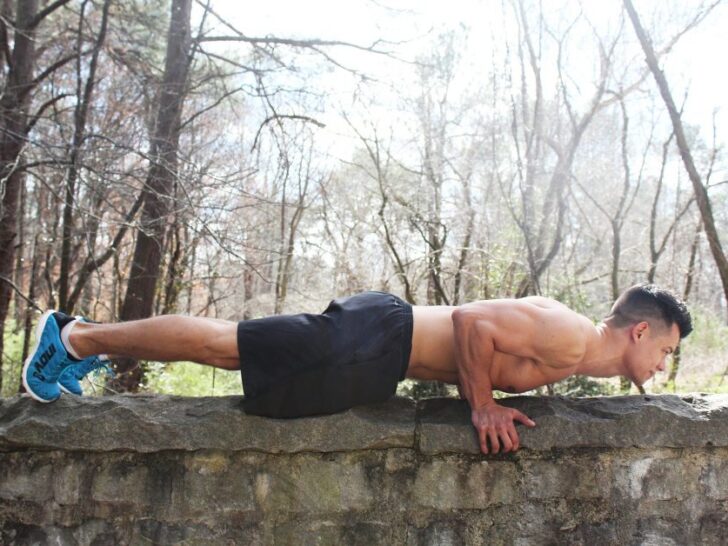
657, 360, 667, 372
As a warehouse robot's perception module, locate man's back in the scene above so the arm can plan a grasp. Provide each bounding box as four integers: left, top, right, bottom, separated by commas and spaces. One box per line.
408, 297, 594, 393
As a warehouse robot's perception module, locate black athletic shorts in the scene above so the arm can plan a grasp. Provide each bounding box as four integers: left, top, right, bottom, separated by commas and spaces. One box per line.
237, 291, 413, 418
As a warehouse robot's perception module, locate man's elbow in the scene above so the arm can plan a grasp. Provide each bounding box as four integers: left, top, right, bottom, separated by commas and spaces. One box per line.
451, 306, 470, 327
452, 304, 484, 324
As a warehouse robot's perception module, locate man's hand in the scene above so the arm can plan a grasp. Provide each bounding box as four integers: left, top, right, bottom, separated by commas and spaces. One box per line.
471, 401, 536, 454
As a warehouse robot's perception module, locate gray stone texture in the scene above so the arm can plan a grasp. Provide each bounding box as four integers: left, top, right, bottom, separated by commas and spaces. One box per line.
0, 393, 726, 545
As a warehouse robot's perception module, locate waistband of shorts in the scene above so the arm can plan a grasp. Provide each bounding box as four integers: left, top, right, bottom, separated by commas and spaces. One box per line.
391, 294, 413, 381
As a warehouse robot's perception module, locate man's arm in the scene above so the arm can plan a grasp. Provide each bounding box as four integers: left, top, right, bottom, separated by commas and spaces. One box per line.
451, 305, 497, 409
451, 298, 585, 454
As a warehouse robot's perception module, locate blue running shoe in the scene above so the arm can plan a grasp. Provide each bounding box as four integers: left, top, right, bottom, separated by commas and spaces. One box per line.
22, 311, 76, 403
57, 315, 95, 396
58, 355, 113, 396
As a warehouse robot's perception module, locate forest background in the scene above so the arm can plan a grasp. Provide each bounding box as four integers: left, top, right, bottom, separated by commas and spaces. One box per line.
1, 0, 727, 399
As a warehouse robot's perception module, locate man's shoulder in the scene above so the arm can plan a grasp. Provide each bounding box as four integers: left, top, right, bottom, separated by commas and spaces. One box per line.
517, 295, 568, 309
518, 297, 593, 360
458, 296, 584, 322
460, 296, 593, 334
460, 295, 565, 308
513, 296, 592, 323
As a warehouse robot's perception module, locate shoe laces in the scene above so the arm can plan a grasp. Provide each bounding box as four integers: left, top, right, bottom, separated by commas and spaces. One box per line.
90, 357, 115, 378
74, 357, 115, 380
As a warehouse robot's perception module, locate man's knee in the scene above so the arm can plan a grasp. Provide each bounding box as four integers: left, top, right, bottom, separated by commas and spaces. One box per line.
201, 324, 239, 363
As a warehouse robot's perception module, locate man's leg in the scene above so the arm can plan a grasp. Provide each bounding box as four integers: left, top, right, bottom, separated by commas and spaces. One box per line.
68, 315, 240, 370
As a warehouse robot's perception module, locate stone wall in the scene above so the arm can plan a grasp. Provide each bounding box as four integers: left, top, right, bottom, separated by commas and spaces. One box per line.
0, 393, 726, 545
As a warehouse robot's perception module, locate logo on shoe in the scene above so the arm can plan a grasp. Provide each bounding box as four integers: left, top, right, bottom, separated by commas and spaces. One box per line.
32, 344, 57, 380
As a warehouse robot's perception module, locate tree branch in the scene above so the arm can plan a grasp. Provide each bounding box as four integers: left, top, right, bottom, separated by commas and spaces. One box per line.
0, 275, 42, 312
179, 86, 245, 131
197, 33, 389, 54
250, 113, 325, 152
25, 93, 72, 135
28, 0, 73, 30
66, 191, 145, 311
29, 51, 83, 92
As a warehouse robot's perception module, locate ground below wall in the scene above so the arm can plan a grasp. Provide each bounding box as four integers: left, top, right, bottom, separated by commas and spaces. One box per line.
0, 393, 727, 545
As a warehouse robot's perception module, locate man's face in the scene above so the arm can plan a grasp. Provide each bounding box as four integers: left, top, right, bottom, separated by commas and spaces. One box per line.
625, 322, 681, 387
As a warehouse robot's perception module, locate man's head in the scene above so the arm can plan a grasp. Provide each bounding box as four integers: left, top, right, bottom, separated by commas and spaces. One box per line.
607, 283, 693, 386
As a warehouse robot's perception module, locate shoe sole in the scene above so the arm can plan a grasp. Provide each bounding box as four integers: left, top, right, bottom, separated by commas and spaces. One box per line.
59, 384, 80, 395
22, 310, 59, 403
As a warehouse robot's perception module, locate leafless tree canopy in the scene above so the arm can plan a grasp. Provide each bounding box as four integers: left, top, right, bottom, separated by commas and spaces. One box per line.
0, 0, 726, 394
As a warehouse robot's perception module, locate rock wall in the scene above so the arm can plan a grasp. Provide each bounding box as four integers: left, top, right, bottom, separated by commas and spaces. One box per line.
0, 393, 726, 545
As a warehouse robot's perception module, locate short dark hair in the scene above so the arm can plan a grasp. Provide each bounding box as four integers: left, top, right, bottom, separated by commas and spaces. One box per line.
608, 283, 693, 339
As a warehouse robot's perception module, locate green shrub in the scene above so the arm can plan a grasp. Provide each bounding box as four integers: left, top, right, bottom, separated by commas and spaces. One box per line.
141, 361, 243, 397
679, 307, 728, 354
1, 320, 25, 397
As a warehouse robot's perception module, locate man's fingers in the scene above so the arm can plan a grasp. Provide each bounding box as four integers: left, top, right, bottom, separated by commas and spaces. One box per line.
472, 406, 532, 455
513, 410, 536, 427
488, 429, 500, 453
507, 427, 520, 451
498, 427, 513, 452
478, 427, 489, 454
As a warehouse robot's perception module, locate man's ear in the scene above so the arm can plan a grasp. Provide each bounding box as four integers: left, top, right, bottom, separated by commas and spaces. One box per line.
632, 321, 649, 341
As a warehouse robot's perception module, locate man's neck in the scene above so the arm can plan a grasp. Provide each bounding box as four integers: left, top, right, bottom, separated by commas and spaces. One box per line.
576, 321, 628, 378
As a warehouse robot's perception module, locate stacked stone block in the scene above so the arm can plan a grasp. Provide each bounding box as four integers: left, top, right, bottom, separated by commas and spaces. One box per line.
0, 394, 726, 545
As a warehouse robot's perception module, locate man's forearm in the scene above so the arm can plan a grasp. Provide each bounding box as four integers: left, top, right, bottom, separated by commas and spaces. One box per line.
451, 305, 537, 455
452, 308, 497, 410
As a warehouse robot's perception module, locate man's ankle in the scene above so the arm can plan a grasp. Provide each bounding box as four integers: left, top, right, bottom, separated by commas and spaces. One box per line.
66, 321, 95, 360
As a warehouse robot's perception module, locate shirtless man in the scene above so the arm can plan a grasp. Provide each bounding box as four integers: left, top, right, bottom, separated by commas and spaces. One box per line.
22, 283, 691, 455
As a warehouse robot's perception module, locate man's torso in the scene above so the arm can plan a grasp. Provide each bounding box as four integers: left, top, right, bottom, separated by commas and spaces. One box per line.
407, 298, 589, 393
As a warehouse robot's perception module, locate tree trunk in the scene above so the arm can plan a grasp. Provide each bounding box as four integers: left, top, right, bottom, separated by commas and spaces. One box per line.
111, 0, 192, 392
185, 236, 198, 315
12, 174, 26, 330
161, 220, 184, 315
668, 219, 703, 388
0, 0, 39, 393
274, 204, 305, 314
18, 235, 40, 393
611, 221, 622, 303
274, 169, 290, 314
274, 167, 308, 314
378, 192, 416, 305
647, 132, 674, 283
453, 199, 474, 305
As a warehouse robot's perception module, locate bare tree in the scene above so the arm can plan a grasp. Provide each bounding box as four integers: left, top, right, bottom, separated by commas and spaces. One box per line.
624, 0, 728, 306
58, 0, 112, 312
348, 120, 418, 303
667, 217, 704, 389
575, 96, 643, 302
111, 0, 193, 392
451, 158, 476, 306
646, 130, 695, 284
0, 0, 73, 390
501, 0, 616, 297
274, 131, 318, 314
